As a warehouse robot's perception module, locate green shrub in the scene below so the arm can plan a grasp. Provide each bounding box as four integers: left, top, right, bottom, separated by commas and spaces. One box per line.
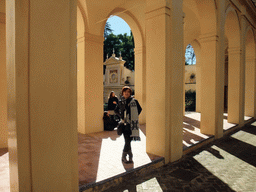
185, 90, 196, 111
104, 103, 108, 111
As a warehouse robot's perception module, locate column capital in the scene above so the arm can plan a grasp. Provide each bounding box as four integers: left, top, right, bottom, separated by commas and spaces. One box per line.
0, 12, 5, 24
228, 47, 241, 55
246, 57, 256, 62
198, 33, 218, 44
145, 6, 171, 20
134, 46, 146, 55
78, 32, 104, 44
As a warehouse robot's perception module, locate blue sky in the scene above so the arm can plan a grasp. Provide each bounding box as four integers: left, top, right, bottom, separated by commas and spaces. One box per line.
107, 16, 131, 35
107, 16, 196, 64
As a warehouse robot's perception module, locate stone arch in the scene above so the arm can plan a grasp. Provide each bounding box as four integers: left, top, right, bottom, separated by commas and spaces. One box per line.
190, 40, 201, 63
102, 8, 147, 124
183, 0, 217, 124
183, 0, 201, 45
224, 5, 242, 124
245, 27, 255, 58
191, 40, 202, 112
194, 0, 217, 35
77, 0, 89, 32
244, 27, 256, 117
183, 0, 217, 38
225, 5, 240, 48
101, 8, 145, 49
77, 4, 85, 37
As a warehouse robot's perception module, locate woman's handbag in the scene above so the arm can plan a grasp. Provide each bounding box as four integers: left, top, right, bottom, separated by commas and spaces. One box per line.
117, 121, 125, 135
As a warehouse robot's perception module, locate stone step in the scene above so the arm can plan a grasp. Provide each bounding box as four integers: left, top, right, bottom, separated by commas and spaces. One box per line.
79, 156, 165, 192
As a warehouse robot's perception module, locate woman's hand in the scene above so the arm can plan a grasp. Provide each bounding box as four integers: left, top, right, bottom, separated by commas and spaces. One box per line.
113, 101, 117, 104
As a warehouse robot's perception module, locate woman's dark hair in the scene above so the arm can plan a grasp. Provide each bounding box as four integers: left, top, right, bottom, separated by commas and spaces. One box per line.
108, 91, 116, 98
121, 86, 132, 95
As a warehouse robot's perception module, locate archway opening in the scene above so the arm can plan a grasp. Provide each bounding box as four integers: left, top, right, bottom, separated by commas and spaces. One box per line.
185, 44, 197, 112
223, 7, 241, 130
103, 16, 135, 109
244, 29, 255, 121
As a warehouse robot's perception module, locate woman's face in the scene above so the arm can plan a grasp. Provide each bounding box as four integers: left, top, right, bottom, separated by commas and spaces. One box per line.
111, 92, 115, 97
123, 90, 131, 99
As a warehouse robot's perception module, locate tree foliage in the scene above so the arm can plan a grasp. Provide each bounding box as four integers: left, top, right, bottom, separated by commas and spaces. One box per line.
104, 31, 135, 71
185, 44, 196, 65
104, 22, 113, 38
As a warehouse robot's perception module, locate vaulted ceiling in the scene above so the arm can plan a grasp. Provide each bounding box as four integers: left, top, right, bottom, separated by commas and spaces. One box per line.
252, 0, 256, 7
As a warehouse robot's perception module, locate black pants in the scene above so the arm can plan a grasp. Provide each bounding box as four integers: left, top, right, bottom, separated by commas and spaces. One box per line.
123, 133, 132, 152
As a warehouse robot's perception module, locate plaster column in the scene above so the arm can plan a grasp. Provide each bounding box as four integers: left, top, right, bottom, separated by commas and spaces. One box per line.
78, 33, 104, 134
6, 1, 78, 191
0, 9, 7, 148
200, 0, 225, 138
134, 46, 146, 124
200, 34, 225, 137
77, 35, 85, 133
227, 47, 243, 124
183, 50, 186, 115
254, 58, 256, 118
192, 41, 202, 113
227, 14, 246, 125
146, 0, 183, 163
195, 61, 201, 112
245, 57, 256, 117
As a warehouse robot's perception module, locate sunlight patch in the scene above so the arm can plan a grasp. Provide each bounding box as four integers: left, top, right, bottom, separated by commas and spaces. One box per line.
96, 136, 126, 182
193, 145, 256, 191
223, 113, 236, 130
136, 177, 163, 192
231, 130, 256, 147
96, 128, 151, 182
0, 153, 10, 192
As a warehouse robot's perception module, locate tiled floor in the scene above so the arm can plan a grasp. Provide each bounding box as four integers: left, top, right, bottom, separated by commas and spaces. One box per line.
0, 112, 253, 191
78, 125, 162, 186
106, 123, 256, 192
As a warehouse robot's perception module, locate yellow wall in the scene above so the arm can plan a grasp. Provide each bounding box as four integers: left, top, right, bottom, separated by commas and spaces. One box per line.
6, 0, 78, 191
0, 1, 7, 148
146, 0, 183, 163
4, 0, 256, 190
245, 28, 256, 117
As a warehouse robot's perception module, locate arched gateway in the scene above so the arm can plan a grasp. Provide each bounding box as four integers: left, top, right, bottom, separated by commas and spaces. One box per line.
2, 0, 256, 190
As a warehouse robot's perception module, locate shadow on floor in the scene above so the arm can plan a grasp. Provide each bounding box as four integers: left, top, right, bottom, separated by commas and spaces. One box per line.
104, 155, 235, 192
183, 116, 200, 129
215, 125, 256, 167
105, 123, 256, 192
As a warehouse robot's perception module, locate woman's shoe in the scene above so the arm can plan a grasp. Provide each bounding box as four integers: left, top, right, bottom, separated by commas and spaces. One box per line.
122, 152, 128, 163
127, 150, 133, 163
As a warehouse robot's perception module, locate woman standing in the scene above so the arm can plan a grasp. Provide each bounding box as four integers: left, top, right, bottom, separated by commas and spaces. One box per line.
115, 86, 142, 163
107, 91, 119, 121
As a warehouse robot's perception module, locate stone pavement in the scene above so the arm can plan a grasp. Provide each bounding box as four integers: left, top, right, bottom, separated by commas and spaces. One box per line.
104, 122, 256, 192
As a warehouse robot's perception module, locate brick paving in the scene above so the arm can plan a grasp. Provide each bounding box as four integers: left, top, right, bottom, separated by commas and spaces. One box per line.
0, 113, 254, 191
105, 122, 256, 192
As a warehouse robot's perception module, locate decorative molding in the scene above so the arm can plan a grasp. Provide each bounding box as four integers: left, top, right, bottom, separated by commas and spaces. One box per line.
228, 47, 242, 55
0, 13, 5, 24
145, 6, 171, 20
77, 33, 104, 44
198, 33, 218, 43
245, 57, 256, 62
134, 46, 146, 55
84, 32, 104, 44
